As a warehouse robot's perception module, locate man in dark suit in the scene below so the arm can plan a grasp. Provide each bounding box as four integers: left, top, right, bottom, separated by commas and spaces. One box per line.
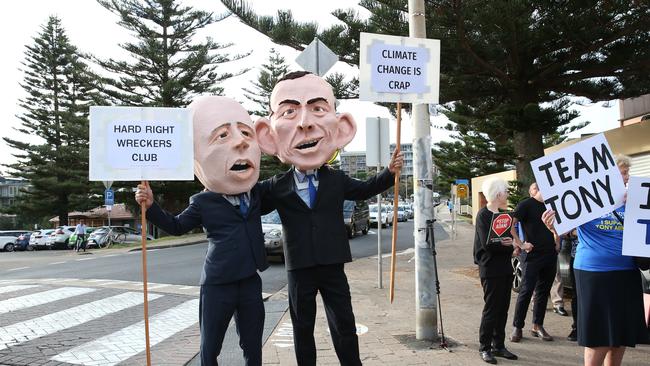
135, 96, 267, 366
256, 71, 403, 365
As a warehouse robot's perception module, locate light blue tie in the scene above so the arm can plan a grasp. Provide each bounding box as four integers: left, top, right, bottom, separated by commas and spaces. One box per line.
239, 193, 248, 216
307, 174, 317, 208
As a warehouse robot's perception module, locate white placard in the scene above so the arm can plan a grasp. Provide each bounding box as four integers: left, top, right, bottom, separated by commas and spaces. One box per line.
359, 32, 440, 104
365, 117, 390, 167
622, 176, 650, 257
531, 133, 626, 234
89, 106, 194, 181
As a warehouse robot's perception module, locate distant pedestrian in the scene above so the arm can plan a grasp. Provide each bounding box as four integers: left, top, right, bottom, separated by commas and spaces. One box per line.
473, 177, 518, 364
74, 222, 87, 252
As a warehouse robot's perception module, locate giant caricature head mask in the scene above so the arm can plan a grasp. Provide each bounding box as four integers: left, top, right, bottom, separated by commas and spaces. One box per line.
188, 96, 260, 195
255, 72, 357, 171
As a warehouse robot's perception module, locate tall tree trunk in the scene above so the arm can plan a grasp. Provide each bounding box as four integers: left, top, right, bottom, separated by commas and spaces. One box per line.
513, 129, 544, 193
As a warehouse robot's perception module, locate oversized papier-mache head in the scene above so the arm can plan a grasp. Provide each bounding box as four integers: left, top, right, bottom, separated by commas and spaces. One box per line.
188, 96, 260, 195
255, 72, 357, 171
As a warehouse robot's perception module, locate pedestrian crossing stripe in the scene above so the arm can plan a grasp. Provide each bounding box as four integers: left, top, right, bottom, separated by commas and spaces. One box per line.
0, 291, 163, 350
0, 287, 95, 314
0, 285, 40, 294
51, 298, 199, 366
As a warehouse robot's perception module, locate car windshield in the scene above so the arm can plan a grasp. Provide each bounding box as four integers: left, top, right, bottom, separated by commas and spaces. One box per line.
93, 228, 109, 235
343, 201, 355, 212
261, 211, 282, 224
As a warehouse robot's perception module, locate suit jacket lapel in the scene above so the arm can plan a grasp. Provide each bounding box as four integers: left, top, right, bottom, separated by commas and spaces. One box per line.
313, 165, 330, 208
277, 168, 310, 210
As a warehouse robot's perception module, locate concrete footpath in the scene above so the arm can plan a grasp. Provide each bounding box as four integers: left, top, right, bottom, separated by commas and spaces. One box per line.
261, 207, 650, 365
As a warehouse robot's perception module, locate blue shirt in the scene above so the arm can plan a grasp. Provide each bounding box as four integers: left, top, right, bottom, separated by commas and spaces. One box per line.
574, 205, 635, 272
293, 168, 319, 208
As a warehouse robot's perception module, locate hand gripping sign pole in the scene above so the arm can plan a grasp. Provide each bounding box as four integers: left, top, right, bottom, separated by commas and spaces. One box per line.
140, 181, 152, 366
389, 104, 402, 303
89, 106, 193, 366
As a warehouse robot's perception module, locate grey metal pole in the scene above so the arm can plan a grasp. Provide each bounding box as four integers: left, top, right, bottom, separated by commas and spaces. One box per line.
377, 117, 383, 289
409, 0, 438, 340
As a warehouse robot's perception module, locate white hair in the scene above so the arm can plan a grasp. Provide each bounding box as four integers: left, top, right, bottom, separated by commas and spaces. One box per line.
482, 178, 509, 202
615, 154, 630, 168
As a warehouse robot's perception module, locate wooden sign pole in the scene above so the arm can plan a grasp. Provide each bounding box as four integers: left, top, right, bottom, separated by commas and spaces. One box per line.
140, 180, 152, 366
389, 103, 402, 303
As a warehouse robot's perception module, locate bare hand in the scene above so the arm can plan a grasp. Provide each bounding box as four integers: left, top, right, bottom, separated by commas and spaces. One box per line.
555, 243, 561, 254
135, 181, 154, 209
513, 246, 521, 257
541, 209, 557, 233
388, 150, 404, 174
501, 237, 513, 246
522, 241, 534, 253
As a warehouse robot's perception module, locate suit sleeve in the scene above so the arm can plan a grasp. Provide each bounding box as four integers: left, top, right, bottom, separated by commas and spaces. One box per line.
145, 200, 202, 236
343, 168, 395, 201
258, 179, 276, 215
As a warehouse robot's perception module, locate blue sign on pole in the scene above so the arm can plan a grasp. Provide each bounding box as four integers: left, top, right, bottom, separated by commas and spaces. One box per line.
105, 189, 114, 206
455, 179, 469, 185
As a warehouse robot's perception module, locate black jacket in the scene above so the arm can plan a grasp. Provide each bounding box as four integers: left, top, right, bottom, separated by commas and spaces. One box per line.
146, 185, 268, 285
473, 207, 515, 278
260, 166, 394, 271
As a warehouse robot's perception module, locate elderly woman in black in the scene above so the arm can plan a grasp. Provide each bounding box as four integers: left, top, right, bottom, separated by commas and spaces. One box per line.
474, 177, 519, 364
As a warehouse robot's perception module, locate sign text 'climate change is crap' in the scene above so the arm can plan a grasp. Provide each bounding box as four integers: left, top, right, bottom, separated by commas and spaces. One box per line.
359, 32, 440, 104
89, 106, 193, 181
530, 133, 625, 234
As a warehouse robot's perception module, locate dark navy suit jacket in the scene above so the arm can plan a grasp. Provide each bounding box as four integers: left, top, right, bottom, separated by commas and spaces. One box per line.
146, 185, 269, 285
259, 166, 394, 271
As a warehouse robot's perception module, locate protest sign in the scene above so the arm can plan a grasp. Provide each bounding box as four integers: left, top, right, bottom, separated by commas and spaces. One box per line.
89, 106, 193, 181
487, 212, 514, 245
622, 176, 650, 258
530, 133, 625, 234
359, 32, 440, 104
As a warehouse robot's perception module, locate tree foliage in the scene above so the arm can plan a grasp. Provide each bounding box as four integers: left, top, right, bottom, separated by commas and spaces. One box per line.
97, 0, 249, 212
222, 0, 650, 189
243, 48, 289, 116
2, 16, 105, 225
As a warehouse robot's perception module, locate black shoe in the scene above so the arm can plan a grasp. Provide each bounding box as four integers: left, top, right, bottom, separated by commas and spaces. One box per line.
553, 306, 568, 316
567, 329, 577, 342
492, 348, 518, 360
480, 351, 498, 364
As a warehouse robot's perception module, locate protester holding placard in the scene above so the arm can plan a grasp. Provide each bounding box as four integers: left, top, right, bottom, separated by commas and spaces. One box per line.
542, 155, 648, 366
135, 97, 268, 366
509, 183, 559, 343
473, 178, 518, 364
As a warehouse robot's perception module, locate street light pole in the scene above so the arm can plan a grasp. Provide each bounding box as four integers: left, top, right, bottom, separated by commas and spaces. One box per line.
409, 0, 438, 340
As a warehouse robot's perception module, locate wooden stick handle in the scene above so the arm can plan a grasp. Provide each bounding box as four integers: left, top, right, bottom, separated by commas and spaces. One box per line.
141, 180, 152, 366
390, 103, 402, 303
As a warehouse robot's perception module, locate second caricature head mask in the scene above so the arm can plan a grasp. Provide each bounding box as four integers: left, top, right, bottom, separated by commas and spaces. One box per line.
188, 96, 260, 195
255, 72, 357, 171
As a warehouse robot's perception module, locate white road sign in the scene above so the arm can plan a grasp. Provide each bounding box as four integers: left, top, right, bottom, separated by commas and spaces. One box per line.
89, 106, 194, 181
359, 32, 440, 104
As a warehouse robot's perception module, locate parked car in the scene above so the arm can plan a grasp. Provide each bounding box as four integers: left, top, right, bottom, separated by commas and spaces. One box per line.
46, 226, 76, 249
29, 229, 55, 249
14, 233, 33, 251
261, 211, 284, 261
395, 205, 408, 222
69, 227, 97, 249
343, 200, 370, 238
0, 230, 30, 252
86, 226, 153, 248
369, 204, 393, 228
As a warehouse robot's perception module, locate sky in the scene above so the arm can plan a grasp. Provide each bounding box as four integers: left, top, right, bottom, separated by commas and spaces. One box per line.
0, 0, 620, 175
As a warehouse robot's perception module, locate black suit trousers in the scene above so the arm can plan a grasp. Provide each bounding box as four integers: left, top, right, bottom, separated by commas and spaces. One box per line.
287, 264, 361, 366
513, 255, 557, 328
199, 274, 264, 366
479, 275, 514, 351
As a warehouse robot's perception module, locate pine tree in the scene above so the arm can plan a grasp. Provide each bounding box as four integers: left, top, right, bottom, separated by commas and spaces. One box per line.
96, 0, 249, 212
2, 16, 104, 225
222, 0, 650, 188
243, 48, 289, 116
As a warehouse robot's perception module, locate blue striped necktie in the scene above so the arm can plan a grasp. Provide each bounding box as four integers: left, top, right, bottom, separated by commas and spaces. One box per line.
307, 174, 317, 208
239, 193, 248, 216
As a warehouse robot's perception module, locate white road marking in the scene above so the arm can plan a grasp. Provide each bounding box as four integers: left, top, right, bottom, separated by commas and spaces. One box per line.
0, 285, 40, 294
49, 261, 66, 265
52, 298, 199, 365
0, 287, 95, 314
6, 267, 29, 272
146, 283, 169, 290
0, 292, 163, 350
76, 258, 95, 261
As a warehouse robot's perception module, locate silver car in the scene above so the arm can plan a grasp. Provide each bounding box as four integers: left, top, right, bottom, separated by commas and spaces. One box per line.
261, 211, 284, 261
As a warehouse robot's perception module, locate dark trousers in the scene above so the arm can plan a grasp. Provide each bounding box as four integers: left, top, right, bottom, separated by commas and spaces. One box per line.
199, 274, 264, 366
479, 275, 513, 352
75, 234, 86, 251
287, 264, 361, 366
513, 255, 557, 328
569, 256, 578, 330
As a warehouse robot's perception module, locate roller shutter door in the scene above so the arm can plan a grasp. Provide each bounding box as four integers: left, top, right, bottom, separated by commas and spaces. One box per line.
630, 152, 650, 178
